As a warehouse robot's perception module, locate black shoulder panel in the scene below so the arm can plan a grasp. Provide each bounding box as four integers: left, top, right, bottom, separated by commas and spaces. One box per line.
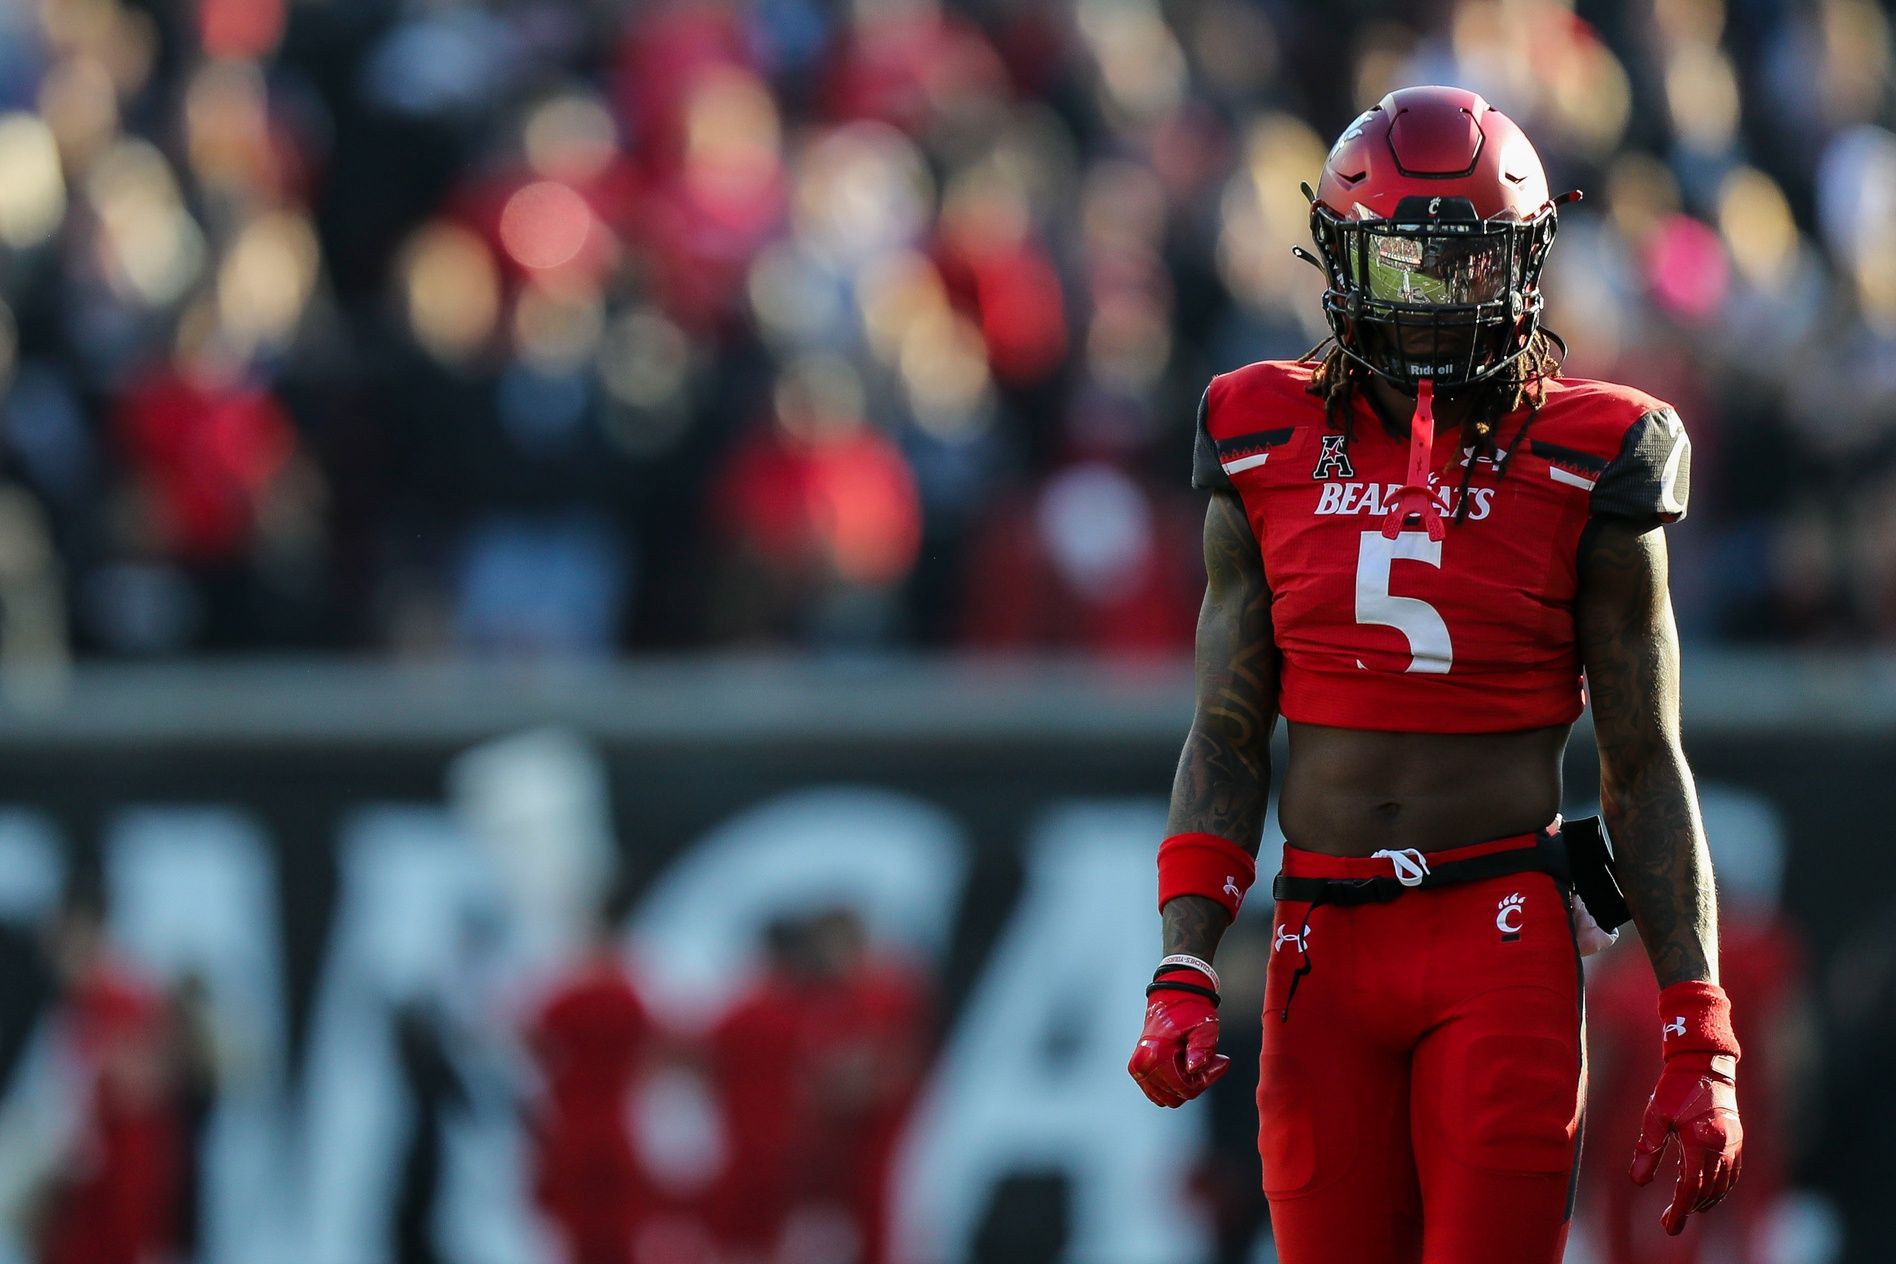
1591, 407, 1690, 524
1191, 387, 1232, 491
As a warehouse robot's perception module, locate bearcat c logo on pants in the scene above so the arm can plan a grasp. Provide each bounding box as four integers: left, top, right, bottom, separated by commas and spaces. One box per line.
1496, 891, 1525, 941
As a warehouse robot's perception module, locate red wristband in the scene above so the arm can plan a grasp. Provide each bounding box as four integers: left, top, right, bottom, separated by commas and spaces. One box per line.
1157, 833, 1256, 923
1657, 981, 1741, 1061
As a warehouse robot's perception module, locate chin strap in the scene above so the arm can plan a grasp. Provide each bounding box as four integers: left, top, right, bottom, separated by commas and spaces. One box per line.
1381, 379, 1446, 541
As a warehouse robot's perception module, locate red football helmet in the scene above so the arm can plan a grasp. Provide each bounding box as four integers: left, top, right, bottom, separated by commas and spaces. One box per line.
1309, 85, 1563, 389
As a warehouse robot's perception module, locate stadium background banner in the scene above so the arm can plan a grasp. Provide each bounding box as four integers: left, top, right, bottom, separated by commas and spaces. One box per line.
0, 661, 1888, 1264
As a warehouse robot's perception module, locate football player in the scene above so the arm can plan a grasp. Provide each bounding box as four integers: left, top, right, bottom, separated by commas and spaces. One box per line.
1126, 86, 1742, 1263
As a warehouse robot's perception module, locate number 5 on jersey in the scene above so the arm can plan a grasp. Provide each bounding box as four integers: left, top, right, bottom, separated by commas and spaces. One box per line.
1355, 530, 1452, 674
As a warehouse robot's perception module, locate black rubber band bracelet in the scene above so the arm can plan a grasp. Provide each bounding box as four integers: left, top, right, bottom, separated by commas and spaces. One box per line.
1145, 979, 1221, 1007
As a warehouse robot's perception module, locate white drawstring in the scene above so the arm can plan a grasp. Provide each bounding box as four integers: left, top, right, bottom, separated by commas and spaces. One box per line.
1370, 847, 1431, 887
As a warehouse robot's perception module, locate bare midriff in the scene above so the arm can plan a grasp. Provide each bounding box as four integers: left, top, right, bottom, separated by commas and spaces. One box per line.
1276, 720, 1571, 856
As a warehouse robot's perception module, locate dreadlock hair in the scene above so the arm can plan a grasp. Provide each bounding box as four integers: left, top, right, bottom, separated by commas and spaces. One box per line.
1300, 328, 1568, 523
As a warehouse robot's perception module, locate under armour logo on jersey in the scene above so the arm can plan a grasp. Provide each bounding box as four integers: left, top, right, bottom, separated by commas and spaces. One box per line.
1223, 874, 1242, 901
1664, 1016, 1688, 1038
1273, 924, 1310, 953
1458, 444, 1508, 470
1496, 892, 1525, 941
1312, 434, 1355, 480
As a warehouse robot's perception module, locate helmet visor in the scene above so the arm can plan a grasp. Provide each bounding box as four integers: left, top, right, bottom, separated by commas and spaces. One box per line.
1356, 232, 1514, 307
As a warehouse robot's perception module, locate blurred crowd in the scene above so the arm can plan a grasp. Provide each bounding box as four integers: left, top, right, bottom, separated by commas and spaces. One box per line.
0, 0, 1894, 666
11, 888, 935, 1264
524, 903, 930, 1264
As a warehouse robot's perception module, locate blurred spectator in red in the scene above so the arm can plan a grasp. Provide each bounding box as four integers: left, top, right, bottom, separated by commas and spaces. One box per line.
628, 64, 789, 336
604, 4, 786, 335
1580, 800, 1817, 1263
32, 885, 182, 1264
710, 908, 933, 1264
100, 314, 328, 654
960, 460, 1198, 660
932, 163, 1068, 392
523, 885, 657, 1264
613, 0, 758, 179
111, 355, 296, 571
707, 358, 922, 645
819, 0, 1009, 135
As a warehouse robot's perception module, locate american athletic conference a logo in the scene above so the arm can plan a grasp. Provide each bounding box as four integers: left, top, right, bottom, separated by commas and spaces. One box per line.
1312, 434, 1355, 479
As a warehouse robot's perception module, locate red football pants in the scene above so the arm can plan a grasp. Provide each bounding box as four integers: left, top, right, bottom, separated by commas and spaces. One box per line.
1258, 836, 1586, 1264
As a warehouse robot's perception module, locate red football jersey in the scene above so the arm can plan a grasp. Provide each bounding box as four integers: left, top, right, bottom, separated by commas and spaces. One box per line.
1194, 361, 1690, 733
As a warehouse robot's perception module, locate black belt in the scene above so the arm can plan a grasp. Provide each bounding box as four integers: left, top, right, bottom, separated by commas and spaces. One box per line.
1271, 831, 1573, 907
1268, 820, 1628, 1025
1270, 817, 1629, 931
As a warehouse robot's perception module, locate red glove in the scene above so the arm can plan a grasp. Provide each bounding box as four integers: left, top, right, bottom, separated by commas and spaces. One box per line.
1630, 981, 1743, 1235
1127, 988, 1229, 1108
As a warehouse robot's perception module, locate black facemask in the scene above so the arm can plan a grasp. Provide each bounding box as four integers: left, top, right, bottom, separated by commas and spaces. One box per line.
1311, 195, 1558, 390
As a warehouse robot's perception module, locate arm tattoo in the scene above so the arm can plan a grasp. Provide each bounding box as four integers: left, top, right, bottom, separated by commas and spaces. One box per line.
1161, 491, 1281, 960
1577, 520, 1718, 988
1162, 895, 1230, 962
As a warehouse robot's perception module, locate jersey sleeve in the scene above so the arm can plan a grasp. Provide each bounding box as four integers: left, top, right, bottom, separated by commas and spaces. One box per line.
1190, 387, 1232, 491
1590, 406, 1690, 525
